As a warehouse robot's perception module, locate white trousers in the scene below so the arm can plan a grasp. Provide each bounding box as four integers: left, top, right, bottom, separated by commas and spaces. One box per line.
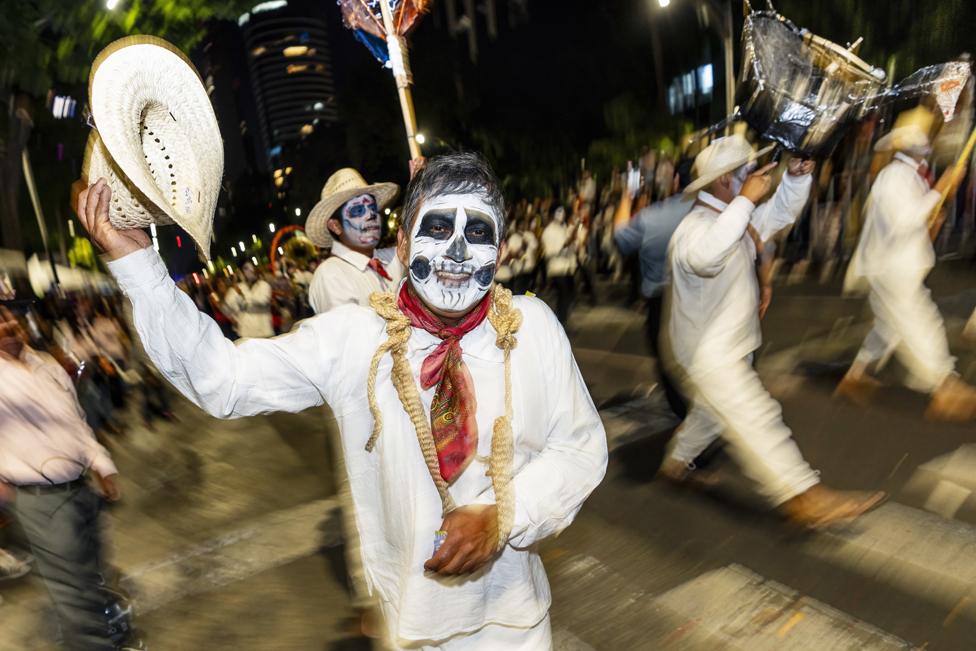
669, 355, 820, 505
389, 614, 552, 651
853, 277, 955, 393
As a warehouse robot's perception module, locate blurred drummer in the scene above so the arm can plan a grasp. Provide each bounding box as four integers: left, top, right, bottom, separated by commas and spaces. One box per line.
661, 135, 884, 527
838, 106, 976, 420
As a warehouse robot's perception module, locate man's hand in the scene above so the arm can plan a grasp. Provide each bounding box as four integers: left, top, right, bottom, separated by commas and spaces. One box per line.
759, 284, 773, 320
424, 504, 499, 576
76, 178, 151, 260
787, 157, 815, 177
739, 163, 777, 203
94, 472, 121, 502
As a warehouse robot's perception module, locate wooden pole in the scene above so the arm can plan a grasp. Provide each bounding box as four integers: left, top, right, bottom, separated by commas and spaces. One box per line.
928, 126, 976, 239
378, 0, 422, 160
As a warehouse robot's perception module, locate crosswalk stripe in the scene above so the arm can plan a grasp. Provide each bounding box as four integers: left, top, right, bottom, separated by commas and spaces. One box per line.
124, 497, 338, 613
804, 502, 976, 621
650, 563, 913, 650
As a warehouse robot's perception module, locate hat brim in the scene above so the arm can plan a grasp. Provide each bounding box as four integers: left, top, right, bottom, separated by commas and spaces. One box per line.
89, 35, 222, 259
305, 182, 400, 248
684, 143, 776, 194
873, 127, 931, 153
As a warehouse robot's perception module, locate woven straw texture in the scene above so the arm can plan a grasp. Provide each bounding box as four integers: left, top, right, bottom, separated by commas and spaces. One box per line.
88, 35, 223, 259
82, 132, 174, 229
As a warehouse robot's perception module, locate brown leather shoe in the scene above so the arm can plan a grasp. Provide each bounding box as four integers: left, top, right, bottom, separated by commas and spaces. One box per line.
780, 485, 886, 529
834, 372, 882, 407
925, 376, 976, 422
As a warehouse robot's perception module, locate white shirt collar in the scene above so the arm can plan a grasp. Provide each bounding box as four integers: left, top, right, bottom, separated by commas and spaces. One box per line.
331, 240, 373, 272
697, 190, 729, 213
894, 151, 925, 171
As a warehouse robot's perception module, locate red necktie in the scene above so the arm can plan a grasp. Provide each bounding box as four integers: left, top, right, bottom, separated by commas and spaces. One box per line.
367, 258, 392, 281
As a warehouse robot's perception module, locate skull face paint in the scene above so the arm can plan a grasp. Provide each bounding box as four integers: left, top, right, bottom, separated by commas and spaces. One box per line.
340, 193, 381, 248
409, 194, 499, 313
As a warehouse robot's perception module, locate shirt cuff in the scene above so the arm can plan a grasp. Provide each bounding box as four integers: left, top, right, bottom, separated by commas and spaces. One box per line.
728, 195, 756, 213
90, 450, 119, 479
106, 247, 169, 293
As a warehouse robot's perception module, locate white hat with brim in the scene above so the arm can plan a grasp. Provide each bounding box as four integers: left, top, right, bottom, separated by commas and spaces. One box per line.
874, 125, 932, 153
87, 35, 223, 259
304, 168, 399, 248
684, 135, 775, 194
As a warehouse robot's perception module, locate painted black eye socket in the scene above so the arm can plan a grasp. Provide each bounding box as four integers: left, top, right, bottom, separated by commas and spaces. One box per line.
417, 211, 456, 240
464, 212, 496, 245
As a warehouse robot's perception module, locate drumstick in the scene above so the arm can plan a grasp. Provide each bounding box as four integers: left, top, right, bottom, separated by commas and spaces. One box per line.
927, 126, 976, 232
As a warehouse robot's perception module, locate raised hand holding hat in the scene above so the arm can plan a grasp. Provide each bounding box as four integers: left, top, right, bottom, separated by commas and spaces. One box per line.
83, 35, 223, 259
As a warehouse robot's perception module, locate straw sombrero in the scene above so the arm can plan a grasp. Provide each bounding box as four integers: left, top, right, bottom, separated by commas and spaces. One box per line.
874, 106, 936, 153
305, 168, 399, 248
85, 35, 223, 259
684, 135, 775, 194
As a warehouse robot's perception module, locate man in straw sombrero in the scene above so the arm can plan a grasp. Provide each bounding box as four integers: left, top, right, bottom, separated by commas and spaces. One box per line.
306, 168, 402, 314
837, 105, 976, 420
659, 134, 885, 527
78, 151, 607, 649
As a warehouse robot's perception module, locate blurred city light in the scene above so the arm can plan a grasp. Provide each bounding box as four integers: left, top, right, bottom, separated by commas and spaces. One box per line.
105, 0, 120, 9
277, 247, 284, 255
231, 246, 237, 256
415, 132, 426, 145
252, 234, 258, 243
238, 241, 246, 251
251, 256, 259, 266
294, 208, 301, 217
269, 223, 276, 233
658, 0, 671, 7
283, 45, 309, 57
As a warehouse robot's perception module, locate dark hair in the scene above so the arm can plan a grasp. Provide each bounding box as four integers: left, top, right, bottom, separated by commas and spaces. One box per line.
400, 152, 506, 238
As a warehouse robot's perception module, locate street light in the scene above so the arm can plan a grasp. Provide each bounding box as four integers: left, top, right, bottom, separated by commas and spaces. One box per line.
251, 256, 259, 266
415, 132, 426, 145
106, 0, 120, 9
231, 246, 237, 257
294, 208, 301, 217
658, 0, 670, 6
238, 240, 245, 251
269, 223, 276, 233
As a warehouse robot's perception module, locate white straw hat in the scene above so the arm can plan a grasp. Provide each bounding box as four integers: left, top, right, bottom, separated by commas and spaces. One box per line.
684, 135, 775, 194
874, 106, 936, 153
305, 168, 399, 248
86, 35, 223, 259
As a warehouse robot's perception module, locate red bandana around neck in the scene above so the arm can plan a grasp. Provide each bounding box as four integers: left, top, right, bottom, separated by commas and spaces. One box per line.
397, 283, 492, 483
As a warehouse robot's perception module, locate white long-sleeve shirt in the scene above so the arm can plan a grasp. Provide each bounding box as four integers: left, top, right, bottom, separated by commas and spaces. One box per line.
667, 173, 812, 375
308, 242, 402, 314
0, 347, 118, 486
106, 247, 607, 643
846, 153, 941, 286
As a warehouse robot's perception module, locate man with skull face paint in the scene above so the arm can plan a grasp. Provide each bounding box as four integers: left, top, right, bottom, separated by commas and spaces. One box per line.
77, 152, 607, 649
306, 168, 403, 314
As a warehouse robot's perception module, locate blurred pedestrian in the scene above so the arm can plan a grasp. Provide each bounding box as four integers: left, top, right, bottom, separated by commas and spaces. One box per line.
224, 262, 274, 338
838, 106, 976, 420
662, 135, 884, 527
305, 168, 401, 313
0, 305, 123, 650
614, 158, 696, 419
542, 205, 577, 324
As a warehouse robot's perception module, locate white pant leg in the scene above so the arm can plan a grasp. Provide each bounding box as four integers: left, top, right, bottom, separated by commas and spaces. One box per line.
853, 322, 896, 371
392, 614, 552, 651
866, 278, 955, 392
691, 356, 820, 505
669, 402, 723, 465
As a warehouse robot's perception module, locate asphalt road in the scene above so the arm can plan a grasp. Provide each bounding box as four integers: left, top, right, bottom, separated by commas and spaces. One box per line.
3, 261, 975, 650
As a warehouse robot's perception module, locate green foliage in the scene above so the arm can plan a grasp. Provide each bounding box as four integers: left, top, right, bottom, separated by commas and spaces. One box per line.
67, 236, 96, 269
0, 0, 253, 96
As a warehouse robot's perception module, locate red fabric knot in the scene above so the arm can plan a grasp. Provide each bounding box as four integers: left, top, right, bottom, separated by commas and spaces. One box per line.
397, 284, 491, 483
367, 257, 392, 281
918, 161, 933, 188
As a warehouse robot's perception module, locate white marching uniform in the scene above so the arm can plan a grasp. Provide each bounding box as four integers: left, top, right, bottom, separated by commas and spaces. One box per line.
665, 174, 820, 505
845, 153, 955, 392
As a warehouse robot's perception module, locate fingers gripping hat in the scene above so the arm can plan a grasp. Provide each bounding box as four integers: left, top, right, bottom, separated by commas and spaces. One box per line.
84, 35, 223, 259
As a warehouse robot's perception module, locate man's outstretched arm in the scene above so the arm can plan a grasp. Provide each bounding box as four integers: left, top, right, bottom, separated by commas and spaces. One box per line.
78, 179, 329, 418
